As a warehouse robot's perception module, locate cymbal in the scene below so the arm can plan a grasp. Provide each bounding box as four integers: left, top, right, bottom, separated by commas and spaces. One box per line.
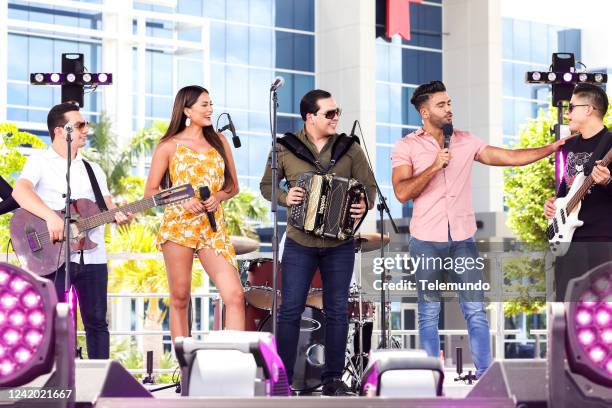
355, 232, 390, 252
230, 236, 260, 255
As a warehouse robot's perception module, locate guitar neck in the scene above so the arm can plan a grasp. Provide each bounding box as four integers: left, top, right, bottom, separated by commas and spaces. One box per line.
77, 197, 156, 231
566, 148, 612, 213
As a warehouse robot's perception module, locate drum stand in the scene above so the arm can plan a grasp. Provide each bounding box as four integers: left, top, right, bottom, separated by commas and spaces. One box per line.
345, 241, 367, 389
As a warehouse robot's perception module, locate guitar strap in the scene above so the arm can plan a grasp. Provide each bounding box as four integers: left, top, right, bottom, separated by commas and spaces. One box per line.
583, 130, 611, 177
83, 160, 109, 212
79, 160, 109, 273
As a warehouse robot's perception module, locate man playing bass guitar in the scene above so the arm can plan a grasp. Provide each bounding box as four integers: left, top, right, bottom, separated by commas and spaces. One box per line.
544, 84, 612, 301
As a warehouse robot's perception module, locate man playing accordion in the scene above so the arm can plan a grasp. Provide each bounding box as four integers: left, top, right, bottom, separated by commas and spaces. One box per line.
260, 89, 376, 396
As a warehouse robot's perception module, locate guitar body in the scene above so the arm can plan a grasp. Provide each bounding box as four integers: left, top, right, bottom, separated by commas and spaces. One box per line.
9, 183, 194, 277
10, 199, 102, 276
548, 172, 585, 257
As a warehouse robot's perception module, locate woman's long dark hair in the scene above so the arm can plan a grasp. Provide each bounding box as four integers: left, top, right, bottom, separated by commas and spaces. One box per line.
160, 85, 235, 192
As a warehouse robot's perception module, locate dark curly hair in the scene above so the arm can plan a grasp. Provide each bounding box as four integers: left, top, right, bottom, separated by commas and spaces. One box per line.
410, 81, 447, 112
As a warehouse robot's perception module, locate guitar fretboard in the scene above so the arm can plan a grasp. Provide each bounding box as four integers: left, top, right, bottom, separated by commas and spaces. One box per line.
76, 197, 156, 231
566, 148, 612, 213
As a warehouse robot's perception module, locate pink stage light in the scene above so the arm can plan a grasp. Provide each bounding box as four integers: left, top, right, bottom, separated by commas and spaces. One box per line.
601, 329, 612, 345
593, 276, 610, 294
1, 293, 18, 310
21, 291, 41, 309
9, 311, 26, 327
3, 329, 21, 346
595, 309, 611, 327
589, 346, 607, 364
27, 310, 45, 327
0, 360, 15, 376
576, 309, 593, 326
14, 348, 32, 365
9, 278, 29, 294
578, 329, 596, 346
24, 330, 43, 348
0, 271, 10, 286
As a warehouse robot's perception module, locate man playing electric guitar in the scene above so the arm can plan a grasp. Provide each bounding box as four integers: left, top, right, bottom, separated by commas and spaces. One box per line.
544, 84, 612, 301
12, 102, 134, 358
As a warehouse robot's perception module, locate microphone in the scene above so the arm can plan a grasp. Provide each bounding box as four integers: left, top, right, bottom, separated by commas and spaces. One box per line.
350, 120, 358, 137
270, 76, 285, 92
199, 186, 217, 232
442, 123, 453, 168
64, 123, 73, 133
218, 113, 241, 148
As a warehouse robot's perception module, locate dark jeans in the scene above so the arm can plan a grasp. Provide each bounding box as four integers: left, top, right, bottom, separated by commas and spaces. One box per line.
555, 241, 612, 301
278, 238, 355, 383
49, 262, 110, 359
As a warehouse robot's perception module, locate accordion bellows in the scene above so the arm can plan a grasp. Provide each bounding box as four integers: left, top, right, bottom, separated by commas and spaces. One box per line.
289, 172, 367, 240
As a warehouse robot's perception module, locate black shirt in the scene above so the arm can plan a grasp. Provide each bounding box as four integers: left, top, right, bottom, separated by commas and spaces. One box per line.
0, 176, 19, 215
557, 127, 612, 241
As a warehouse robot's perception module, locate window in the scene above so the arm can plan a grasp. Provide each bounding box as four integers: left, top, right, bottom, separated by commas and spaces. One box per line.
275, 0, 315, 32
275, 32, 314, 72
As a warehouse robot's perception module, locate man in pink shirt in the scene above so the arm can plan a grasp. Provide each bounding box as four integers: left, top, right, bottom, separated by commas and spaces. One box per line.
391, 81, 569, 378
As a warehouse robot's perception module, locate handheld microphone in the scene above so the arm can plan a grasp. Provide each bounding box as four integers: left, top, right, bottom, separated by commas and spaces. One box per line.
64, 123, 74, 133
218, 113, 241, 148
270, 76, 285, 92
198, 186, 217, 232
442, 123, 453, 168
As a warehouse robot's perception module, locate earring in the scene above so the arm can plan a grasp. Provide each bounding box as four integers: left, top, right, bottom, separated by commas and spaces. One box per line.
185, 117, 191, 127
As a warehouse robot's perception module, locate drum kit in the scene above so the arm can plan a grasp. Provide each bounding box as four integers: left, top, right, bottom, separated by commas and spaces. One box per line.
229, 232, 390, 392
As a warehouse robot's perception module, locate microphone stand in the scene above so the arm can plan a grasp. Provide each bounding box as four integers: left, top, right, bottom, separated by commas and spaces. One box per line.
354, 121, 399, 349
269, 90, 280, 338
62, 125, 78, 357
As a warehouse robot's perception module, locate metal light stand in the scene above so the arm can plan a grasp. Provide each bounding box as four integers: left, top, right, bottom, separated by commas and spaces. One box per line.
354, 121, 399, 349
62, 125, 77, 356
270, 90, 280, 337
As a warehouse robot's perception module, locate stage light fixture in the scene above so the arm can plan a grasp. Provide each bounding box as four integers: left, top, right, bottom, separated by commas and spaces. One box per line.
82, 73, 92, 83
50, 73, 61, 83
0, 262, 74, 404
548, 261, 612, 407
175, 331, 290, 397
360, 349, 444, 397
34, 73, 44, 83
579, 73, 588, 82
97, 73, 108, 83
0, 263, 55, 386
548, 72, 557, 81
531, 72, 541, 81
594, 73, 604, 82
66, 73, 76, 83
563, 72, 573, 82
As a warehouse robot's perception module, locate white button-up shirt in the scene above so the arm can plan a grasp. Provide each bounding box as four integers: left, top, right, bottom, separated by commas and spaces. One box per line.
18, 147, 110, 264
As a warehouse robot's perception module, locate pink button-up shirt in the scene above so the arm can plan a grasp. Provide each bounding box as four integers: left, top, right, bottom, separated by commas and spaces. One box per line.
391, 127, 488, 242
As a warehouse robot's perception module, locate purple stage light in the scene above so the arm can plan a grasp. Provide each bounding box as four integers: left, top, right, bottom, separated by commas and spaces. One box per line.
589, 346, 606, 364
563, 72, 573, 82
595, 309, 611, 327
602, 329, 612, 344
0, 263, 57, 387
578, 329, 595, 346
576, 309, 592, 326
97, 73, 108, 83
22, 290, 41, 309
50, 73, 61, 83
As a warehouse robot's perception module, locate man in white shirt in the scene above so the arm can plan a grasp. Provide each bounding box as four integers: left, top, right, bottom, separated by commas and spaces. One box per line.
12, 102, 132, 359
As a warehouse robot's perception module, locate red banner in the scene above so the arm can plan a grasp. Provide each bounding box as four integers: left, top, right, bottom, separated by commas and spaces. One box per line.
386, 0, 422, 41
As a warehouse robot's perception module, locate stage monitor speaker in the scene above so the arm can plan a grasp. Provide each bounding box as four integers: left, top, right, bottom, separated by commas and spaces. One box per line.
72, 360, 152, 407
467, 360, 546, 408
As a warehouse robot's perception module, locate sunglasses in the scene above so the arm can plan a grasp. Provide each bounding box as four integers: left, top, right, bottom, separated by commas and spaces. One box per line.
568, 103, 595, 113
315, 108, 342, 120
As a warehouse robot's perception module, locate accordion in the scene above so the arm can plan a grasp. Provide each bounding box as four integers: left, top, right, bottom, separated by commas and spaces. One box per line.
289, 172, 368, 240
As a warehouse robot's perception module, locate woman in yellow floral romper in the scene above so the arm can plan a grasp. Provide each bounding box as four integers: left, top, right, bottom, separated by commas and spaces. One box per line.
145, 85, 244, 339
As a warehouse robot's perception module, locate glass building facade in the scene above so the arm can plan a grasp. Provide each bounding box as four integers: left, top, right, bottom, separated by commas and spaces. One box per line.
501, 18, 581, 147
375, 0, 443, 219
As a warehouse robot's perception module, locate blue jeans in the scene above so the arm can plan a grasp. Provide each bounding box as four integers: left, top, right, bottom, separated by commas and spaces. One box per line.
49, 262, 110, 359
409, 234, 491, 378
278, 238, 355, 383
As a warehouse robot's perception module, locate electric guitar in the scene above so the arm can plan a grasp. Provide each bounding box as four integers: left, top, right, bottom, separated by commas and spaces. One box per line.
9, 184, 194, 276
547, 147, 612, 256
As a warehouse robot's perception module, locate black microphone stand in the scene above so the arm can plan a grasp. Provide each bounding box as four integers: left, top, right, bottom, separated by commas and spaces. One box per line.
62, 125, 79, 357
269, 90, 280, 337
354, 121, 399, 349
